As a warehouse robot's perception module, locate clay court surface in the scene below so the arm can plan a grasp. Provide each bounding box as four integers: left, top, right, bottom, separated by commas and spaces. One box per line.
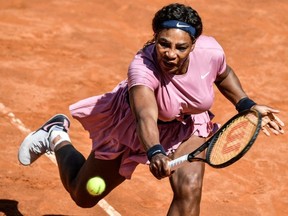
0, 0, 287, 215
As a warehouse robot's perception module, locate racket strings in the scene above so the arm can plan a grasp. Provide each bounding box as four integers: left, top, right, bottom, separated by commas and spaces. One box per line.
208, 114, 258, 165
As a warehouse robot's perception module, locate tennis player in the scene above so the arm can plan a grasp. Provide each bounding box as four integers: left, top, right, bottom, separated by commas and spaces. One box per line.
18, 3, 284, 216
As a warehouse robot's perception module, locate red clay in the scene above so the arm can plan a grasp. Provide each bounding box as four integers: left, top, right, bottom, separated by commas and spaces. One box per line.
0, 0, 287, 215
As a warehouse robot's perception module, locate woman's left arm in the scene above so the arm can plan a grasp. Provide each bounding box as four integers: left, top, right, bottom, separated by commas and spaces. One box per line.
215, 64, 285, 136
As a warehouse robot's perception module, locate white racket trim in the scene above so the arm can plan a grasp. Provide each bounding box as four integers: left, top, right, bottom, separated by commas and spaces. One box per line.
168, 154, 190, 171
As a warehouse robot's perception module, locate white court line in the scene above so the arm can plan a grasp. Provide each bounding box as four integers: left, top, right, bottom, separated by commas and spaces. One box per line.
0, 103, 121, 216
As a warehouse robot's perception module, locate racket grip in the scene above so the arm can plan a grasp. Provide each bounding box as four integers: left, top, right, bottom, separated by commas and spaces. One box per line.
168, 154, 190, 171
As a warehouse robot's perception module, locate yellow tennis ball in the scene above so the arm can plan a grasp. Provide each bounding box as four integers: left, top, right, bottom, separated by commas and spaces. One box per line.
86, 177, 106, 196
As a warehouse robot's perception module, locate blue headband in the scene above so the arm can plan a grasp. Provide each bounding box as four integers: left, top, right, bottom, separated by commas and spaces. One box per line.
160, 20, 196, 37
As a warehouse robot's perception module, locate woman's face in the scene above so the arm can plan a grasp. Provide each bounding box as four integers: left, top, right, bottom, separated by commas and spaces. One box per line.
155, 28, 194, 74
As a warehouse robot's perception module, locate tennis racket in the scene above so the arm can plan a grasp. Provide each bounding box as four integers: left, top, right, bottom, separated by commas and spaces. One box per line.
168, 109, 262, 170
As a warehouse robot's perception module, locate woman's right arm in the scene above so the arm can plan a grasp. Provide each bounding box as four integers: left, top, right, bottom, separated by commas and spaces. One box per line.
129, 85, 171, 179
129, 85, 159, 150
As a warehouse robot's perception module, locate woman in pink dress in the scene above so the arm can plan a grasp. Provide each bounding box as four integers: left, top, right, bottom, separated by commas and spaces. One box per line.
18, 3, 284, 215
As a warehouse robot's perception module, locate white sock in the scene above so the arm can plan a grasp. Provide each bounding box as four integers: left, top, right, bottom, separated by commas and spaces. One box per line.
49, 127, 71, 151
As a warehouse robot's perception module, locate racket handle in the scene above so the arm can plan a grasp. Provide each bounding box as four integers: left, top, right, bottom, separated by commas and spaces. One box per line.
168, 154, 190, 171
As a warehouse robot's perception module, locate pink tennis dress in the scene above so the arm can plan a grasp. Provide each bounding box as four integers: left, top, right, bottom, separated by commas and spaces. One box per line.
69, 35, 226, 179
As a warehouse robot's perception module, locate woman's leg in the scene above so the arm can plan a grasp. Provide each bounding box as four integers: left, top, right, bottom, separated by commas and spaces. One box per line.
54, 142, 126, 208
167, 135, 206, 216
18, 114, 126, 208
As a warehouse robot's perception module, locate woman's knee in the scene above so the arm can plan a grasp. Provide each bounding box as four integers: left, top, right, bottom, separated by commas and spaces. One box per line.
71, 176, 125, 208
173, 171, 203, 199
186, 172, 203, 196
171, 136, 206, 200
67, 154, 126, 208
71, 192, 101, 208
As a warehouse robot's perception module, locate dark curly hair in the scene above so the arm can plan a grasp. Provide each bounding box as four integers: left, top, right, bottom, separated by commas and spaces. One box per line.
144, 3, 202, 47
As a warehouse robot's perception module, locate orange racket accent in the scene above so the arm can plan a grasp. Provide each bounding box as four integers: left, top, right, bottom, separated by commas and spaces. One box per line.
169, 109, 262, 170
209, 114, 259, 166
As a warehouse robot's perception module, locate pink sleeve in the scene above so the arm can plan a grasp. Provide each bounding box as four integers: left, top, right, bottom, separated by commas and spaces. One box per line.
195, 35, 227, 78
209, 37, 227, 76
215, 48, 226, 76
127, 52, 159, 91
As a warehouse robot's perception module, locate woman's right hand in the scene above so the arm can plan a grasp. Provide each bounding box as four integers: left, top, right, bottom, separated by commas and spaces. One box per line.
149, 154, 172, 180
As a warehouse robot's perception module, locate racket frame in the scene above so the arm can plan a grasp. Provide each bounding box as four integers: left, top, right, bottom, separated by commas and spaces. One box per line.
205, 109, 262, 168
169, 109, 262, 170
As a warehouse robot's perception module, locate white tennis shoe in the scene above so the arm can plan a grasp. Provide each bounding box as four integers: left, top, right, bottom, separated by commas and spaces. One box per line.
18, 114, 70, 166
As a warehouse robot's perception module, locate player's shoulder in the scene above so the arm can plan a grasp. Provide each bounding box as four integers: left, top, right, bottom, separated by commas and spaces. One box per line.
130, 44, 157, 70
194, 35, 224, 52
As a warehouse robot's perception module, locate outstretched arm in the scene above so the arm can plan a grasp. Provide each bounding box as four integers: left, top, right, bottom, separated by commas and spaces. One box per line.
215, 65, 285, 135
129, 85, 159, 150
215, 65, 247, 105
129, 85, 171, 179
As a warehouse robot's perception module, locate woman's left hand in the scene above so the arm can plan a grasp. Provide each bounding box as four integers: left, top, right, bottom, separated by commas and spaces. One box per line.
252, 105, 285, 136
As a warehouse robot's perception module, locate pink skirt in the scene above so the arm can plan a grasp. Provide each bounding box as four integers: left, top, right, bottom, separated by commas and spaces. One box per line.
69, 80, 216, 179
